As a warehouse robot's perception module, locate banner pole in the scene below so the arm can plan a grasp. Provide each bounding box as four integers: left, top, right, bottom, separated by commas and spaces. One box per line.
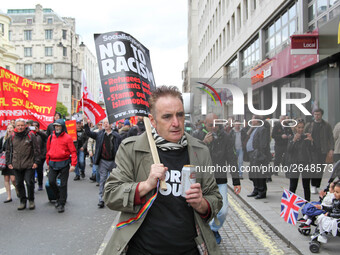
144, 117, 167, 191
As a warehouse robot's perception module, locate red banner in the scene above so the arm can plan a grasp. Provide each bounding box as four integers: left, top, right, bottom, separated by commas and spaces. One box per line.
77, 98, 106, 125
65, 120, 77, 141
0, 67, 59, 130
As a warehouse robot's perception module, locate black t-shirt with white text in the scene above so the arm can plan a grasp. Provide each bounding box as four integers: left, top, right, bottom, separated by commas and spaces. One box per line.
128, 147, 199, 255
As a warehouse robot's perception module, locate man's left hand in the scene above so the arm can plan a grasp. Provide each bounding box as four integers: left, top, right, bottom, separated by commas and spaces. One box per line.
32, 163, 38, 169
234, 185, 241, 195
185, 183, 208, 215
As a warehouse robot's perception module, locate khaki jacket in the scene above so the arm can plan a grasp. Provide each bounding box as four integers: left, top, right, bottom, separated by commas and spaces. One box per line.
334, 122, 340, 154
103, 132, 222, 255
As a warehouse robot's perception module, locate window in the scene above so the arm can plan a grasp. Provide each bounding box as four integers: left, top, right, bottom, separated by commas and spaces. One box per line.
26, 18, 33, 25
62, 30, 67, 40
24, 64, 32, 76
308, 0, 340, 29
311, 69, 328, 120
24, 47, 32, 57
47, 18, 53, 24
265, 2, 298, 57
0, 23, 4, 36
226, 57, 239, 79
45, 64, 53, 76
45, 47, 53, 56
242, 38, 260, 75
24, 30, 32, 40
63, 46, 67, 57
45, 29, 53, 40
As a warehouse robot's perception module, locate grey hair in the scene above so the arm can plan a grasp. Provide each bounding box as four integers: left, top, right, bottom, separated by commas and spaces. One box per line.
15, 118, 26, 125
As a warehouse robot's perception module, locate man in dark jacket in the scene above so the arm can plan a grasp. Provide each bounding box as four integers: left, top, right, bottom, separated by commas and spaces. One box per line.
305, 108, 334, 194
271, 116, 293, 175
194, 113, 240, 244
32, 121, 48, 191
46, 119, 77, 213
246, 115, 271, 199
6, 118, 41, 210
127, 116, 145, 137
74, 120, 88, 180
229, 120, 248, 179
46, 112, 62, 137
84, 117, 121, 208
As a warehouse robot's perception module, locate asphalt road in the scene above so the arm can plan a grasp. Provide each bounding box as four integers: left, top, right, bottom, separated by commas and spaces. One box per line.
0, 160, 118, 255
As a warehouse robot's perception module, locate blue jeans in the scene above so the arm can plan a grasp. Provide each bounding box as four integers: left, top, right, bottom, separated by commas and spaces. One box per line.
98, 159, 116, 202
236, 148, 244, 177
74, 150, 85, 176
210, 183, 228, 232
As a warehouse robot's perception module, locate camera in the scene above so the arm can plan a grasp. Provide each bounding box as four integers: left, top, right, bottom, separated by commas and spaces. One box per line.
300, 134, 307, 140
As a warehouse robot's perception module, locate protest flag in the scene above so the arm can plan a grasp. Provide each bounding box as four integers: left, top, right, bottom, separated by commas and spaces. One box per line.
81, 70, 94, 100
77, 98, 106, 125
94, 31, 166, 191
0, 67, 58, 130
280, 189, 306, 225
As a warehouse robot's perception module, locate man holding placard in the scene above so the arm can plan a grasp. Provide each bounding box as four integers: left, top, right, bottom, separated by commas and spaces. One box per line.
103, 86, 222, 255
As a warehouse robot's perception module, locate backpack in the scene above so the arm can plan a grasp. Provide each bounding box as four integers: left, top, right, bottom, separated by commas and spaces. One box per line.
11, 130, 33, 142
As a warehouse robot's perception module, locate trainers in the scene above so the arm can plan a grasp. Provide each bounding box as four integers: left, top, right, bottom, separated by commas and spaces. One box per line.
298, 223, 311, 229
80, 172, 85, 178
311, 186, 318, 194
55, 201, 60, 208
17, 202, 26, 210
297, 218, 307, 224
29, 201, 35, 210
212, 231, 221, 244
74, 175, 80, 181
317, 234, 327, 243
38, 185, 43, 191
58, 205, 65, 213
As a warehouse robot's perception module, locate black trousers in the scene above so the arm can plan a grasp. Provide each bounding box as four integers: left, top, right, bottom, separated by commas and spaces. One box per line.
36, 158, 45, 186
274, 145, 286, 167
311, 151, 327, 188
48, 165, 70, 205
249, 152, 267, 195
14, 168, 35, 203
289, 171, 311, 202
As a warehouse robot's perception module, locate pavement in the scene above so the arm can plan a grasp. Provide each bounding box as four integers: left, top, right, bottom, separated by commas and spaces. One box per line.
227, 163, 339, 255
97, 162, 339, 255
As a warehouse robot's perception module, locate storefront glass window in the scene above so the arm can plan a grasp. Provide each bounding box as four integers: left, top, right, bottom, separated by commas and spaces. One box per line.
317, 0, 328, 16
265, 2, 298, 57
311, 69, 328, 121
241, 38, 260, 76
308, 0, 340, 29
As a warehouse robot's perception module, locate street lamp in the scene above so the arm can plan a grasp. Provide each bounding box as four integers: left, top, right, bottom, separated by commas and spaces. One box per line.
58, 33, 85, 114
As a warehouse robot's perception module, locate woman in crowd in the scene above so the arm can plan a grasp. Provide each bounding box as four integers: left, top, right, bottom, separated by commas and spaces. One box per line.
0, 124, 17, 203
286, 118, 314, 201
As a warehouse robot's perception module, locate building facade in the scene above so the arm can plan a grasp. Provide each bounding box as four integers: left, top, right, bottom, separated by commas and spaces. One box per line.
6, 4, 100, 115
186, 0, 340, 127
0, 11, 19, 72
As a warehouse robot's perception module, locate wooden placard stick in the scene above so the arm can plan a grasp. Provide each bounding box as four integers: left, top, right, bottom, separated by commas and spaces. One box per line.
144, 117, 167, 190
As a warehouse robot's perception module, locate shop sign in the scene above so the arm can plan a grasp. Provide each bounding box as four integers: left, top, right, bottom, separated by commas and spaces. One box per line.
291, 34, 318, 54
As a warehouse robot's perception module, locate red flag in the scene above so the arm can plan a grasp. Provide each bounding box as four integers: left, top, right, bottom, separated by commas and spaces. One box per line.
77, 98, 106, 125
81, 70, 94, 100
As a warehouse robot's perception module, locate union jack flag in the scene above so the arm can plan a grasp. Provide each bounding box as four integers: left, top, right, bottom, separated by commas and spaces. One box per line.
280, 189, 306, 225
